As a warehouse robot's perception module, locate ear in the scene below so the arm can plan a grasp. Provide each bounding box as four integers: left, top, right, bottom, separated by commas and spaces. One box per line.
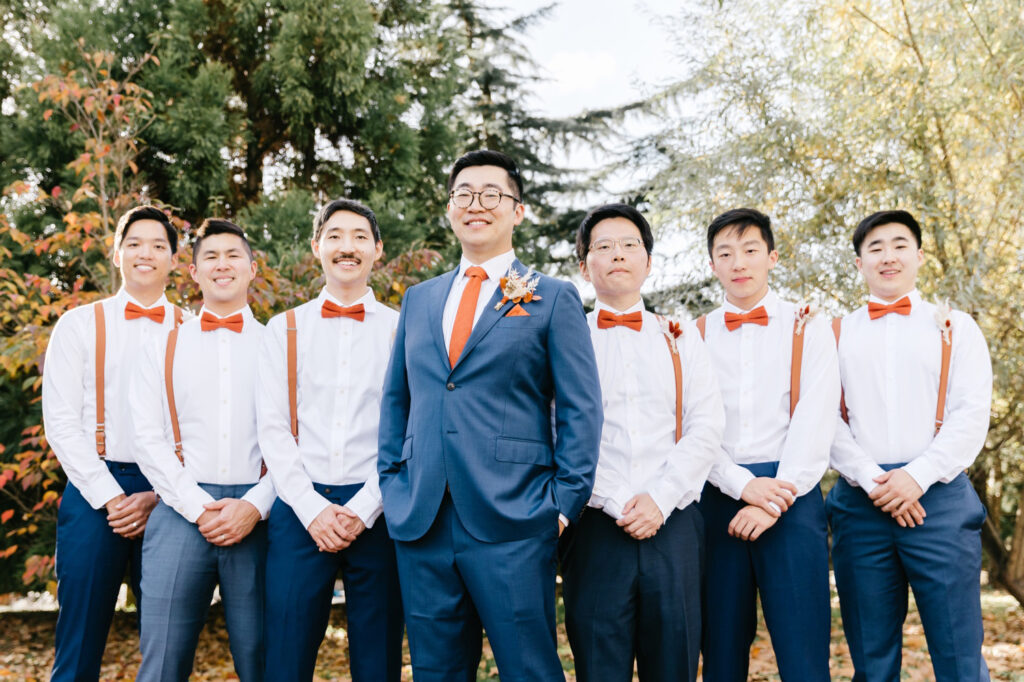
579, 259, 591, 283
768, 249, 779, 269
512, 201, 526, 226
373, 239, 384, 262
112, 248, 122, 268
916, 249, 924, 265
188, 262, 199, 284
310, 237, 320, 259
854, 256, 863, 275
644, 254, 652, 278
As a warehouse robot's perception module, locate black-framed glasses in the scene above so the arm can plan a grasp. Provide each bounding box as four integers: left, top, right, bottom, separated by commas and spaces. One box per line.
589, 237, 644, 254
449, 189, 520, 210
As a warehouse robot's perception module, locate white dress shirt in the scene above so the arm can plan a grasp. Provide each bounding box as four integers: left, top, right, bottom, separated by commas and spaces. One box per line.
42, 289, 185, 509
704, 289, 840, 499
130, 305, 275, 522
830, 289, 992, 493
257, 288, 398, 529
587, 300, 725, 522
441, 249, 517, 351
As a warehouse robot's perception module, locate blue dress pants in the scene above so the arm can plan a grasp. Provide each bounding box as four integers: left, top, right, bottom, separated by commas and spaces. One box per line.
51, 461, 151, 682
827, 466, 989, 682
698, 462, 831, 682
137, 483, 267, 682
264, 483, 404, 682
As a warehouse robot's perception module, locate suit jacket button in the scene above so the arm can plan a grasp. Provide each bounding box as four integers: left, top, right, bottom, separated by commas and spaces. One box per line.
446, 382, 455, 391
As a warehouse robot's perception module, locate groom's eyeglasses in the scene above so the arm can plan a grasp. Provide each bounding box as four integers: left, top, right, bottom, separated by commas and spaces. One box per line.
449, 189, 520, 210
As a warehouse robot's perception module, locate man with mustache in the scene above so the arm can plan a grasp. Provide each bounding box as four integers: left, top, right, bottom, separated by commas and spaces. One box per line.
257, 199, 403, 681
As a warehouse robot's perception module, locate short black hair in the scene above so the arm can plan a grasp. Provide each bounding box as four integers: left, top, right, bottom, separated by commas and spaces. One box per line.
191, 218, 253, 264
706, 208, 774, 257
114, 205, 178, 254
446, 149, 524, 201
852, 210, 922, 255
313, 199, 381, 243
576, 203, 654, 262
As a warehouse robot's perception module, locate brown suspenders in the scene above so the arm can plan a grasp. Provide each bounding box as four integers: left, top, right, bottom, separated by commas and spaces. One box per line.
94, 301, 183, 458
696, 311, 805, 418
833, 315, 952, 434
162, 314, 268, 476
286, 309, 299, 443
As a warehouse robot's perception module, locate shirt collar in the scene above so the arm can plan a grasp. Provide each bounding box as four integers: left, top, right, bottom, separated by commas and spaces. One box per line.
868, 288, 921, 306
198, 304, 253, 321
594, 298, 646, 316
458, 249, 516, 283
722, 287, 778, 315
319, 287, 378, 313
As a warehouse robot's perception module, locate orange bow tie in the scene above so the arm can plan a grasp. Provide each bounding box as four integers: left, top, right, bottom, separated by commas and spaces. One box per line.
321, 301, 365, 321
724, 306, 769, 331
124, 301, 165, 324
597, 309, 643, 331
868, 296, 912, 320
200, 312, 244, 333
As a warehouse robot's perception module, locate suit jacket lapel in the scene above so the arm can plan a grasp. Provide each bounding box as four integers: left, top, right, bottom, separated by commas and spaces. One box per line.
451, 259, 521, 371
430, 269, 459, 369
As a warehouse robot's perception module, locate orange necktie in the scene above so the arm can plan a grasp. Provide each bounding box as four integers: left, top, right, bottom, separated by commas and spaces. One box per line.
124, 301, 166, 324
200, 312, 244, 333
449, 267, 488, 367
321, 301, 365, 321
867, 296, 912, 320
724, 306, 769, 331
596, 309, 643, 331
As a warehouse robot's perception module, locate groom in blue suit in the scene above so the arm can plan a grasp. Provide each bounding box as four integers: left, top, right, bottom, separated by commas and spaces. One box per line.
378, 149, 602, 681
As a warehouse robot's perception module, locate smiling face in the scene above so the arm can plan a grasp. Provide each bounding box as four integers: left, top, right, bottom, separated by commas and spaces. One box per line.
580, 216, 651, 311
709, 224, 778, 310
855, 222, 923, 301
311, 209, 383, 303
446, 164, 525, 263
112, 219, 176, 304
188, 233, 257, 315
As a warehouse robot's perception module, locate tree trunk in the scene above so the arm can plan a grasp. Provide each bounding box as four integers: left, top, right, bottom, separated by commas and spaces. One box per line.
984, 504, 1024, 606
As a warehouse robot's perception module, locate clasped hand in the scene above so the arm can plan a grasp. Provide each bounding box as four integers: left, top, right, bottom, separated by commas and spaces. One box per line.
105, 491, 158, 539
307, 505, 366, 553
870, 469, 926, 528
197, 498, 261, 547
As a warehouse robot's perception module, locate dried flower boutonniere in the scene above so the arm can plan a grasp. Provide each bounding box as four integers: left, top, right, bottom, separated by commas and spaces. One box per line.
934, 299, 953, 344
657, 315, 683, 353
794, 301, 819, 335
495, 265, 542, 311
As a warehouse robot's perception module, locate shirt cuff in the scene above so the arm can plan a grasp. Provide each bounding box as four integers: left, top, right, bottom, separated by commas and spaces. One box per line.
647, 486, 679, 526
241, 480, 277, 520
294, 490, 331, 531
718, 464, 755, 501
181, 486, 218, 523
344, 484, 384, 529
852, 462, 888, 494
901, 457, 941, 495
558, 513, 570, 529
84, 474, 126, 511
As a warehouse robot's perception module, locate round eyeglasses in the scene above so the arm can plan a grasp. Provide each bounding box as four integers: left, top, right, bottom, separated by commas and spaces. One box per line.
589, 237, 644, 254
449, 189, 520, 210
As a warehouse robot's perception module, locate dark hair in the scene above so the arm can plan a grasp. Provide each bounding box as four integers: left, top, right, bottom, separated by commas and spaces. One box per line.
576, 203, 654, 262
446, 149, 524, 201
706, 208, 774, 257
114, 205, 178, 254
312, 199, 381, 243
191, 219, 253, 264
852, 210, 922, 255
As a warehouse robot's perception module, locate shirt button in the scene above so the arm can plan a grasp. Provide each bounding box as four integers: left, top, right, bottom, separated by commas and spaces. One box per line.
446, 382, 455, 391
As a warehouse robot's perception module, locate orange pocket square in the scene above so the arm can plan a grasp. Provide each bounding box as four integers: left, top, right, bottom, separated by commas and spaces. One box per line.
506, 304, 530, 317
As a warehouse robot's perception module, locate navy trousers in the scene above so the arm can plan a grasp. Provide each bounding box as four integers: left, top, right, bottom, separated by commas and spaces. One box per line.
393, 492, 564, 682
51, 461, 151, 682
826, 466, 989, 682
137, 483, 267, 682
698, 462, 831, 682
560, 504, 703, 682
264, 483, 404, 682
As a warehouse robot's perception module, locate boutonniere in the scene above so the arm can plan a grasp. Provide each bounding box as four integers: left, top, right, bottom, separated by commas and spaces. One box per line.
495, 265, 542, 311
657, 315, 683, 353
794, 301, 819, 335
934, 299, 953, 344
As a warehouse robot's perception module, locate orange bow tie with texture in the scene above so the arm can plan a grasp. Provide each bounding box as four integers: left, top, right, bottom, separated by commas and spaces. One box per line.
867, 296, 912, 320
321, 301, 365, 321
124, 302, 165, 324
724, 306, 769, 331
200, 312, 244, 333
596, 309, 643, 331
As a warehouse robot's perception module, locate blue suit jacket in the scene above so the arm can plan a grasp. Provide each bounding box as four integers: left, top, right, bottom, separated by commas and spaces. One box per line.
377, 261, 602, 543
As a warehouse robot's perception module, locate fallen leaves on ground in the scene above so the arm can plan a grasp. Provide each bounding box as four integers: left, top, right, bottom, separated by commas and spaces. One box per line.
0, 588, 1021, 680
